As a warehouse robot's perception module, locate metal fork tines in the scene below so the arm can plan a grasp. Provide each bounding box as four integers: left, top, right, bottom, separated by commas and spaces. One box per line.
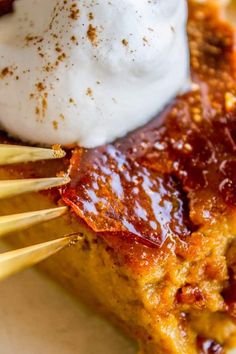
0, 144, 79, 281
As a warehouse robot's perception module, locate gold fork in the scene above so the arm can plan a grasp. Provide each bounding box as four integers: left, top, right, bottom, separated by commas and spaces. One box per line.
0, 144, 80, 281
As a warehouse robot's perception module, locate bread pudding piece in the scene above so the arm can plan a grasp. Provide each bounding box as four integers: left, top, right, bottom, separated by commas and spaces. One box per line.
0, 1, 236, 353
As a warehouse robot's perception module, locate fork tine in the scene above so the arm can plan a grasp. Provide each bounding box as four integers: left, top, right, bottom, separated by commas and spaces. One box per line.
0, 176, 70, 199
0, 144, 66, 165
0, 235, 81, 281
0, 207, 67, 238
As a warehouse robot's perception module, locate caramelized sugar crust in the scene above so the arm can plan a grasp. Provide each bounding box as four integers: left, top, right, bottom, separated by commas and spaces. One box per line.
62, 1, 236, 254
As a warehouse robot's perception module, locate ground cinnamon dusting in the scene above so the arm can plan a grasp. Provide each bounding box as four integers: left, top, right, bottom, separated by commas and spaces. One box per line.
122, 39, 128, 46
87, 24, 97, 45
0, 67, 13, 78
69, 2, 79, 20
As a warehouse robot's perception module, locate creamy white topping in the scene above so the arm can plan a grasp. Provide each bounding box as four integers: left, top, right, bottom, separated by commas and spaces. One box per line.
0, 0, 190, 147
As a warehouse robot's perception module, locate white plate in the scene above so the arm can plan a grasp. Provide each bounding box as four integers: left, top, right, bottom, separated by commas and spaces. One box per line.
0, 243, 136, 354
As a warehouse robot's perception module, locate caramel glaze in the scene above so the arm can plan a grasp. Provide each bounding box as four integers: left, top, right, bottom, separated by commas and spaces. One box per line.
62, 2, 236, 260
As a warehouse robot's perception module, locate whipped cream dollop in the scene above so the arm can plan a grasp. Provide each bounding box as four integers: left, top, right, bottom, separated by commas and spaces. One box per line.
0, 0, 189, 147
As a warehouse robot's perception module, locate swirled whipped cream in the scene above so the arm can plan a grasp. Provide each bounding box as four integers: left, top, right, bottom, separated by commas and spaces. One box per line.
0, 0, 189, 147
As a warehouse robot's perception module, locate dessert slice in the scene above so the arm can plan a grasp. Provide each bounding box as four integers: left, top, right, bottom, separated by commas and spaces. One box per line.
0, 1, 236, 354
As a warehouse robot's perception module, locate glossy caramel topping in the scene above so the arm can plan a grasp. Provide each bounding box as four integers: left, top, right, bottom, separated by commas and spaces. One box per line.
63, 145, 191, 247
62, 2, 236, 248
